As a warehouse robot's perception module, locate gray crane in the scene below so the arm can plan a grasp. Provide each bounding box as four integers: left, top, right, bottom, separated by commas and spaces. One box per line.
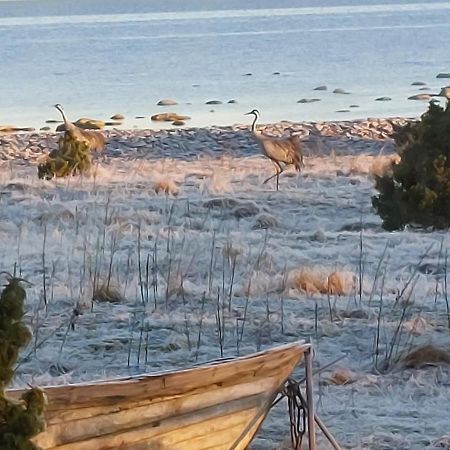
245, 109, 305, 190
54, 104, 105, 152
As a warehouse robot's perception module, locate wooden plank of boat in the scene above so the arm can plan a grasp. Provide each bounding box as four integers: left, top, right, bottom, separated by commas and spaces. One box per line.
9, 341, 309, 450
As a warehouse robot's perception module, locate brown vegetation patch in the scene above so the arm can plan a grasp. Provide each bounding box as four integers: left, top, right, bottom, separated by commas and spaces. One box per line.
253, 213, 279, 229
93, 283, 123, 303
288, 267, 354, 296
323, 368, 357, 385
400, 344, 450, 369
153, 179, 179, 196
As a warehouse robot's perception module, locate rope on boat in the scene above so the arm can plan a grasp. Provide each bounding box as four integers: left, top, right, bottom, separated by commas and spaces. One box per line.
231, 351, 345, 450
271, 354, 346, 450
284, 378, 307, 450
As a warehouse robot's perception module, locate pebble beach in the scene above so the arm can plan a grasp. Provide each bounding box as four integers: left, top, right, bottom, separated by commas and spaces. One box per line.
0, 116, 410, 163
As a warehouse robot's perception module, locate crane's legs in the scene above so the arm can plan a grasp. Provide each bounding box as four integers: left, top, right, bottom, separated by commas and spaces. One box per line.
263, 162, 284, 190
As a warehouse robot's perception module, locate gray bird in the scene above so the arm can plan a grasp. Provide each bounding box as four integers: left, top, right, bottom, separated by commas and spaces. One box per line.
245, 109, 304, 190
54, 104, 105, 153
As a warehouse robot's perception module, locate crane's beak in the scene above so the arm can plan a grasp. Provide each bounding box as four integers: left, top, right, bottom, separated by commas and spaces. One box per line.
244, 111, 252, 115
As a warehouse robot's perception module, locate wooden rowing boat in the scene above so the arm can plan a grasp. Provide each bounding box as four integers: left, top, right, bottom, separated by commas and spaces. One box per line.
10, 341, 310, 450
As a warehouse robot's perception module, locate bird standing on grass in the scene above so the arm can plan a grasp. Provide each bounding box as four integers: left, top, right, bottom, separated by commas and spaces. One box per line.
54, 103, 105, 152
245, 109, 305, 190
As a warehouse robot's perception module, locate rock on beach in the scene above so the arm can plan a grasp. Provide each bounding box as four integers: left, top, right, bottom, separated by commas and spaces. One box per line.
408, 94, 432, 101
55, 118, 105, 132
74, 118, 105, 129
151, 113, 191, 122
0, 125, 35, 133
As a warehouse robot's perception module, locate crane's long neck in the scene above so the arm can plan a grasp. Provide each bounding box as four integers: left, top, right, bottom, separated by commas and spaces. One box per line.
56, 106, 70, 128
251, 114, 258, 134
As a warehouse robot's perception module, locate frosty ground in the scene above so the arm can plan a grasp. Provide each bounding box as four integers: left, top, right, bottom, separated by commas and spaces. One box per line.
1, 119, 449, 449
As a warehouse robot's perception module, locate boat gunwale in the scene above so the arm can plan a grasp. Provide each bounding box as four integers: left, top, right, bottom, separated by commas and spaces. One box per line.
9, 340, 309, 394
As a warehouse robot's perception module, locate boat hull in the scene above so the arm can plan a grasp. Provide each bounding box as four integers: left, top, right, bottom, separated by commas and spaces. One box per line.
10, 342, 309, 450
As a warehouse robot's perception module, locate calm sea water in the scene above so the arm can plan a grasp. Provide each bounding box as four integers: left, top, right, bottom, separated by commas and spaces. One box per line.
1, 0, 450, 129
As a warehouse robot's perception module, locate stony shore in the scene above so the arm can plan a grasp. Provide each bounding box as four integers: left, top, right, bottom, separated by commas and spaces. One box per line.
0, 116, 415, 163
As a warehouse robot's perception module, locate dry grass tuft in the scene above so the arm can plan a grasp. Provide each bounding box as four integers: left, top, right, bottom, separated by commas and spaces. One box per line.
290, 270, 322, 295
92, 283, 123, 303
231, 202, 260, 218
253, 213, 279, 229
287, 266, 354, 296
400, 344, 450, 369
203, 170, 233, 194
222, 242, 243, 260
153, 179, 179, 196
237, 271, 284, 297
166, 274, 184, 299
327, 271, 345, 295
402, 317, 428, 336
323, 368, 357, 385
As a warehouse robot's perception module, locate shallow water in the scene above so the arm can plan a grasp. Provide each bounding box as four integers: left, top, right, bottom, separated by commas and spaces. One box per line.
1, 0, 450, 129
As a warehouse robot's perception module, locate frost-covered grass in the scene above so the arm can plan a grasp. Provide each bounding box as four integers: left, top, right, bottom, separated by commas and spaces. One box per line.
1, 143, 449, 449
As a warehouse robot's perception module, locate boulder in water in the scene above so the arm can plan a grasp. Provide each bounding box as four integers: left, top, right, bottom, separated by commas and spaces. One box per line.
297, 98, 321, 103
157, 99, 178, 106
151, 113, 191, 122
333, 88, 351, 94
74, 118, 105, 130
